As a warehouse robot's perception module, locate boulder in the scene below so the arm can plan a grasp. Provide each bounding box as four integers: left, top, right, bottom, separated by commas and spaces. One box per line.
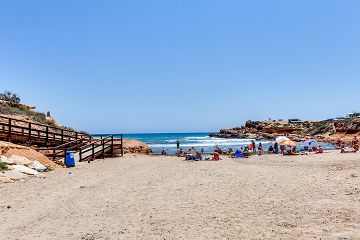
0, 169, 28, 180
11, 155, 32, 166
0, 141, 61, 169
0, 155, 15, 165
12, 165, 39, 175
32, 160, 46, 172
114, 139, 152, 155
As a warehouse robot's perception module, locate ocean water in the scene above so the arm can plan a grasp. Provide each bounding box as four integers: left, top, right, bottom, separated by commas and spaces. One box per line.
93, 132, 335, 155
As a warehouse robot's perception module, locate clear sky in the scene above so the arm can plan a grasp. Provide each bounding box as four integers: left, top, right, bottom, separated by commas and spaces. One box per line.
1, 0, 359, 133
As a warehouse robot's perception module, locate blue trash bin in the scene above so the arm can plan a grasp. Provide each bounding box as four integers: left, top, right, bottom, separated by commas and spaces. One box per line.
65, 151, 75, 168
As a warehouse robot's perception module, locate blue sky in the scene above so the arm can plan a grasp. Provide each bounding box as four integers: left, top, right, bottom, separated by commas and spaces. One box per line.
1, 0, 359, 133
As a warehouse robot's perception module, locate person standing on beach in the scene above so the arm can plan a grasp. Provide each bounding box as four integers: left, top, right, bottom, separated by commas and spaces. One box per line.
176, 140, 180, 149
251, 140, 256, 153
258, 143, 263, 155
352, 137, 359, 151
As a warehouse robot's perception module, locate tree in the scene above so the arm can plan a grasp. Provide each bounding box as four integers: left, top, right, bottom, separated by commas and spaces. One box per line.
0, 91, 21, 103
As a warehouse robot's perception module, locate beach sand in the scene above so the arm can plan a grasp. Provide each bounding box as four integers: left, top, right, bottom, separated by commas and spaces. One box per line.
1, 151, 360, 239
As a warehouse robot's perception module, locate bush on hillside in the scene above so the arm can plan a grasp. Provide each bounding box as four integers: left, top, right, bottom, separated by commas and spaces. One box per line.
0, 162, 8, 170
0, 91, 21, 103
0, 102, 57, 126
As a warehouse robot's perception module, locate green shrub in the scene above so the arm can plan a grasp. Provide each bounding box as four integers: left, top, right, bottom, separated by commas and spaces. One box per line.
0, 162, 8, 170
0, 91, 20, 103
311, 124, 328, 135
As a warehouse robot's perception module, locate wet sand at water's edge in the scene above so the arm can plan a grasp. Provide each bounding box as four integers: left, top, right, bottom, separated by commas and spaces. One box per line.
1, 151, 360, 239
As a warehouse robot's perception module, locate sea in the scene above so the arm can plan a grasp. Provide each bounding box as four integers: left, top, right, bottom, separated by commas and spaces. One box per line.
93, 132, 335, 155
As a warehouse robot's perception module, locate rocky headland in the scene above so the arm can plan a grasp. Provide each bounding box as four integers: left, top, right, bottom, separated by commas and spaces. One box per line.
210, 118, 360, 144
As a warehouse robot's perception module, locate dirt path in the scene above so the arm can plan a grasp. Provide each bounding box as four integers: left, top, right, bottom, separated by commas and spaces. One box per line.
1, 152, 360, 239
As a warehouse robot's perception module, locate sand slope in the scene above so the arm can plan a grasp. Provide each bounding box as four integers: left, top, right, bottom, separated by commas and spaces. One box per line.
1, 152, 360, 239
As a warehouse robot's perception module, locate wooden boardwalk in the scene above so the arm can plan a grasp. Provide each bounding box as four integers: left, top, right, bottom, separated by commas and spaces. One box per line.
0, 115, 123, 162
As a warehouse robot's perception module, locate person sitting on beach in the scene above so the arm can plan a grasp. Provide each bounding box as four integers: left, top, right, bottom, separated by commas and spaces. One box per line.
268, 145, 274, 154
227, 148, 234, 156
240, 147, 244, 153
274, 142, 279, 154
336, 139, 342, 149
316, 145, 324, 154
284, 149, 295, 155
234, 149, 244, 158
190, 147, 198, 160
280, 145, 285, 154
211, 151, 220, 161
161, 149, 167, 155
354, 144, 359, 152
177, 148, 184, 157
352, 137, 359, 152
186, 147, 201, 161
243, 147, 250, 157
282, 146, 297, 155
341, 146, 357, 153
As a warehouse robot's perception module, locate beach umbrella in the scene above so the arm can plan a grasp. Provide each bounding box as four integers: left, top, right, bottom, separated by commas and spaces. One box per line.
305, 139, 318, 146
276, 136, 290, 143
279, 140, 298, 146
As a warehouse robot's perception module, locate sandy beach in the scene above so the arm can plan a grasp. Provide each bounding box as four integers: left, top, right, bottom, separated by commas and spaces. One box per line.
1, 151, 360, 240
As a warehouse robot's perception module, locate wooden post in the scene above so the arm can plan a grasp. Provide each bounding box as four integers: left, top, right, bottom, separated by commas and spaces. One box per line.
46, 126, 49, 144
121, 134, 123, 157
92, 143, 95, 160
28, 123, 31, 141
61, 129, 64, 143
102, 139, 105, 159
79, 148, 82, 162
111, 135, 114, 158
8, 118, 11, 141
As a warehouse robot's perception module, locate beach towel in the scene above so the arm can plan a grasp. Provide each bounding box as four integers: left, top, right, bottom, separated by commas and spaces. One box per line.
234, 150, 244, 158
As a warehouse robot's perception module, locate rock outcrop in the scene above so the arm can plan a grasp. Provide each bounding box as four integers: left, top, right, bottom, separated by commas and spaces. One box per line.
114, 139, 152, 155
0, 141, 58, 183
210, 119, 360, 144
0, 141, 60, 169
0, 141, 62, 184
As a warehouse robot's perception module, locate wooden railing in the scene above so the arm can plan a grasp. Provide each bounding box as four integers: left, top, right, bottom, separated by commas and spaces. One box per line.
79, 135, 123, 162
0, 115, 91, 145
0, 114, 124, 162
37, 138, 90, 160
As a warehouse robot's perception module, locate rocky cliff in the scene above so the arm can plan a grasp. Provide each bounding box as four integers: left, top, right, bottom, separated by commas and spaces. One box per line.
210, 119, 360, 144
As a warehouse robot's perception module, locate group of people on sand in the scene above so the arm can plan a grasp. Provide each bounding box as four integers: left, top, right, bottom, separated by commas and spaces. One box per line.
339, 137, 359, 153
226, 140, 324, 157
176, 147, 221, 161
162, 137, 359, 159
